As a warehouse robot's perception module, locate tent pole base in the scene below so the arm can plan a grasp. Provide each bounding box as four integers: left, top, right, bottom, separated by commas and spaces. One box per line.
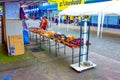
70, 61, 96, 72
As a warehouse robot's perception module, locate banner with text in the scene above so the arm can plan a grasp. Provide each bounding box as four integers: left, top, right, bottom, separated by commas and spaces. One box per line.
58, 0, 84, 10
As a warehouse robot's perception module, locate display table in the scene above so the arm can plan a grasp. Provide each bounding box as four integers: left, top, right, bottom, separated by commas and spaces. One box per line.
29, 27, 91, 64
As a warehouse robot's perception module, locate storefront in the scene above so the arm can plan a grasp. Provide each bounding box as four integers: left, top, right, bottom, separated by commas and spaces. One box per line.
24, 5, 40, 19
91, 16, 120, 29
39, 3, 58, 19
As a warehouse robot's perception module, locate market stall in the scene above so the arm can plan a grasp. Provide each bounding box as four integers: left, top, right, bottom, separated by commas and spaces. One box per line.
59, 1, 119, 38
29, 27, 92, 64
58, 0, 120, 72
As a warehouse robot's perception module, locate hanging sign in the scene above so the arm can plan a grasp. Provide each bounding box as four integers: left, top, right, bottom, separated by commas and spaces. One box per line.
58, 0, 84, 10
48, 0, 58, 3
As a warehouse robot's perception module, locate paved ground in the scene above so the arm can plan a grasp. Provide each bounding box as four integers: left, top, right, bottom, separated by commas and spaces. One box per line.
52, 23, 120, 61
27, 20, 120, 61
0, 20, 120, 80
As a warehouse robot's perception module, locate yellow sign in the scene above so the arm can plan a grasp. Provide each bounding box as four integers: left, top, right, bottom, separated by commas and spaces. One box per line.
70, 16, 74, 20
48, 0, 58, 3
63, 15, 67, 20
112, 0, 120, 1
58, 0, 84, 10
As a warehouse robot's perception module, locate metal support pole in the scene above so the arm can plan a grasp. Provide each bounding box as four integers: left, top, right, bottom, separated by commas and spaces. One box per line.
55, 42, 57, 56
30, 31, 31, 41
36, 33, 38, 44
64, 45, 66, 55
40, 35, 41, 48
33, 32, 34, 40
79, 21, 82, 67
58, 43, 59, 53
86, 21, 90, 61
72, 48, 74, 64
70, 18, 96, 72
82, 19, 87, 62
97, 14, 102, 38
49, 39, 51, 53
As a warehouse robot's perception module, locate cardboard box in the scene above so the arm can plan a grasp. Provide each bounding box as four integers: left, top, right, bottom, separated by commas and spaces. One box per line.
9, 34, 24, 56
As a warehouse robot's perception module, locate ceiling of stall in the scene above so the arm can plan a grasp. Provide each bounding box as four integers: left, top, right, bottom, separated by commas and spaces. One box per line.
20, 0, 47, 6
0, 0, 47, 5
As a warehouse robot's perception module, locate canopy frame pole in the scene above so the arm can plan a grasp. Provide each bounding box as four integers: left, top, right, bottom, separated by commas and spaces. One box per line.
67, 16, 69, 34
97, 13, 102, 38
58, 14, 61, 31
100, 13, 105, 38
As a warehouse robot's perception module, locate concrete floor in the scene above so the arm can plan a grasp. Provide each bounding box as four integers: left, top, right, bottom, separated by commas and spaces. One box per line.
0, 20, 120, 80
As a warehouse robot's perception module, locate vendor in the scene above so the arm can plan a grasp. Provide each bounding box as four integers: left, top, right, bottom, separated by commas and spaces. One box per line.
22, 19, 28, 30
39, 16, 48, 30
20, 7, 28, 30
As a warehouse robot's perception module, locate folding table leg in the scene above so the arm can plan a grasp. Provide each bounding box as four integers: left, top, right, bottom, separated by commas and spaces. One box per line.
64, 45, 66, 55
72, 48, 74, 64
55, 42, 58, 56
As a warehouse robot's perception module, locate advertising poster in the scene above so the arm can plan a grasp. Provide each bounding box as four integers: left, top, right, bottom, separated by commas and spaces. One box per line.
5, 2, 20, 19
48, 0, 57, 3
57, 0, 84, 10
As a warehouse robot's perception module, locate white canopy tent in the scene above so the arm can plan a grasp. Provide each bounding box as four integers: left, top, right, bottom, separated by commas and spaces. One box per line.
100, 1, 120, 37
103, 1, 120, 15
58, 1, 120, 37
59, 1, 113, 16
58, 1, 120, 72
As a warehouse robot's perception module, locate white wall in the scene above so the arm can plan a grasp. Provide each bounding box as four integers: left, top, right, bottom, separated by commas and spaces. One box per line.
5, 2, 23, 54
6, 20, 23, 54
